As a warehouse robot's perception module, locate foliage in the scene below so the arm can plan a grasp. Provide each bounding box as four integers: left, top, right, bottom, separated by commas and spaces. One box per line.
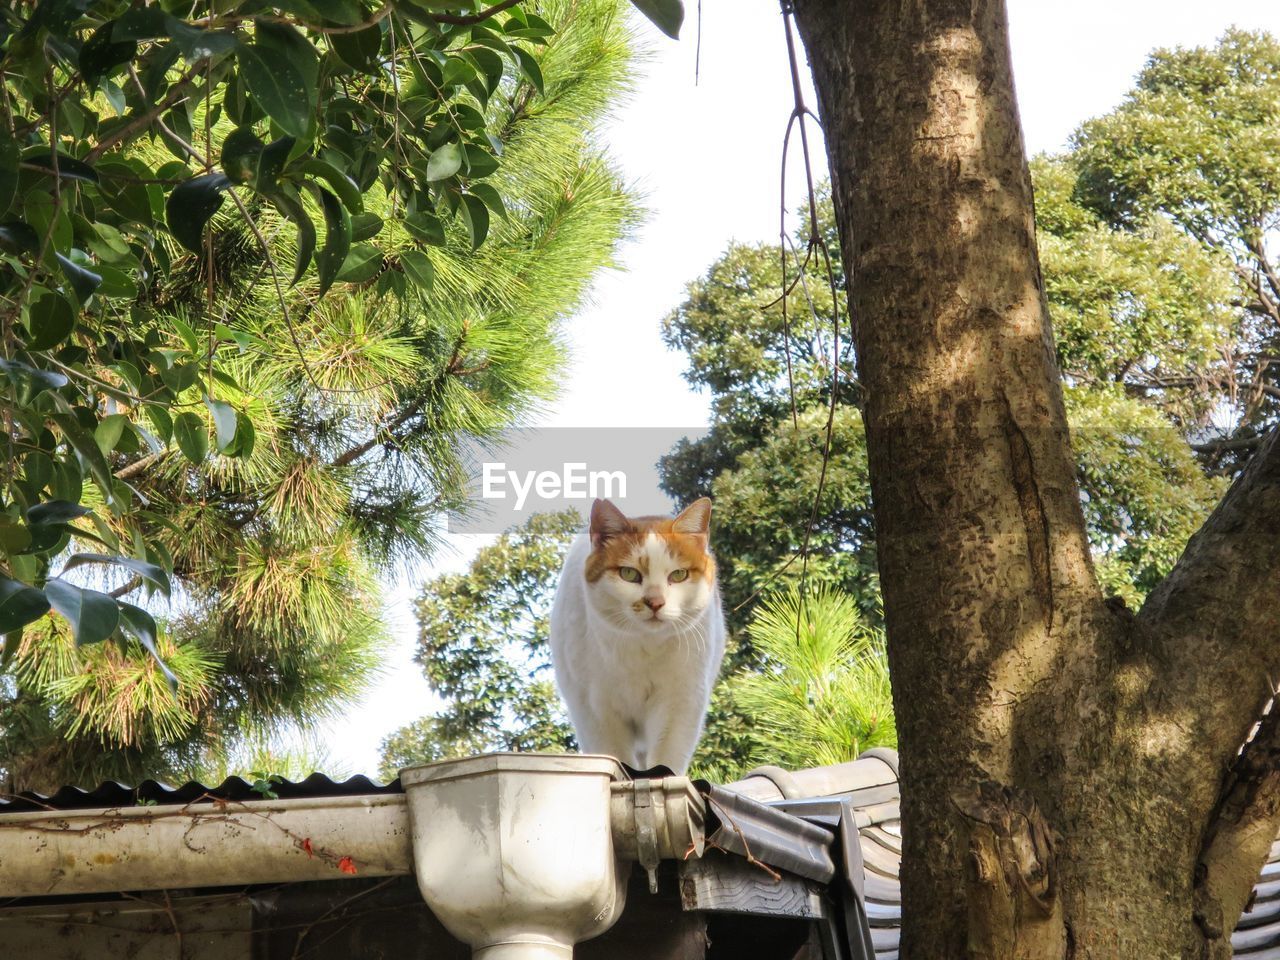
0, 0, 641, 790
704, 585, 894, 777
1065, 386, 1227, 605
1070, 28, 1280, 472
703, 405, 875, 644
0, 0, 557, 666
378, 510, 579, 778
659, 217, 862, 635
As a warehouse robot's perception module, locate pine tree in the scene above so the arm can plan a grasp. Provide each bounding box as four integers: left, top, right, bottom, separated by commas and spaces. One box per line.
0, 0, 640, 793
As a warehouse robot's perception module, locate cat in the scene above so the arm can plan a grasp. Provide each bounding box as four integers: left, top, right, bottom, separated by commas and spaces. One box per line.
549, 497, 726, 774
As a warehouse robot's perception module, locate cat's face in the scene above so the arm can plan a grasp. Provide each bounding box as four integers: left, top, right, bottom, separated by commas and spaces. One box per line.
583, 498, 717, 631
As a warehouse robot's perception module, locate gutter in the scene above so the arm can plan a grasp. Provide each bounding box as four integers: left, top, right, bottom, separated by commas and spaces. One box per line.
0, 752, 891, 959
0, 793, 412, 897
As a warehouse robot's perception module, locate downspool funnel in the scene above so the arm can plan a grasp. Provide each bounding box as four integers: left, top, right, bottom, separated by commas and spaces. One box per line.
401, 753, 628, 959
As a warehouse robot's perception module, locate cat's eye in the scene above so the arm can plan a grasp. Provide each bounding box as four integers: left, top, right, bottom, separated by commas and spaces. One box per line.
618, 566, 642, 583
669, 569, 689, 583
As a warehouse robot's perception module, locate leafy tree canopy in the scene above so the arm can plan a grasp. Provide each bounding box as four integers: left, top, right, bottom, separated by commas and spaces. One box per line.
379, 509, 578, 778
1071, 27, 1280, 471
0, 0, 647, 790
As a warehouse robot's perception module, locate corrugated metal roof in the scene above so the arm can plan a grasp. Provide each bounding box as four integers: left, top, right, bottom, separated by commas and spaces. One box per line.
0, 772, 402, 813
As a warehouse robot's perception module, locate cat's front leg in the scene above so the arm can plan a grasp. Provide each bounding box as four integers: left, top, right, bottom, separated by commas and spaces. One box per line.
642, 703, 707, 774
575, 704, 647, 770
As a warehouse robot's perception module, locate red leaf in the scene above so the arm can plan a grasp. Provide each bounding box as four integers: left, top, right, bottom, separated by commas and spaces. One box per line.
337, 855, 357, 875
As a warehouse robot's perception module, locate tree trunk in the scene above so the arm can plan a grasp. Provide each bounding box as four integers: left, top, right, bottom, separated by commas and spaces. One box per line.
788, 0, 1280, 956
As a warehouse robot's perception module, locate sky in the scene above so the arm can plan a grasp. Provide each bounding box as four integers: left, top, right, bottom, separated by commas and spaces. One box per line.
315, 0, 1280, 776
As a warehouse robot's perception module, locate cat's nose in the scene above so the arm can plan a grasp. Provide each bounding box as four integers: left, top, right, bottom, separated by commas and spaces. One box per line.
643, 596, 665, 612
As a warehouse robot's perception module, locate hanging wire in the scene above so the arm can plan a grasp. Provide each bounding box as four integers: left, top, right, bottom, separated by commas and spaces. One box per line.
734, 1, 848, 614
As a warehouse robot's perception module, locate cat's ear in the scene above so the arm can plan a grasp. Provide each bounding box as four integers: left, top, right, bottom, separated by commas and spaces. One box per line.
672, 497, 712, 535
590, 498, 630, 547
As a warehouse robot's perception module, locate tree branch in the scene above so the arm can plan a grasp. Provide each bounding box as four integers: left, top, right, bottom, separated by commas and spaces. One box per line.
1190, 435, 1264, 454
1140, 425, 1280, 794
1245, 236, 1280, 308
329, 336, 467, 468
1193, 698, 1280, 958
428, 0, 523, 26
329, 396, 428, 468
85, 67, 204, 163
109, 576, 142, 600
115, 451, 164, 482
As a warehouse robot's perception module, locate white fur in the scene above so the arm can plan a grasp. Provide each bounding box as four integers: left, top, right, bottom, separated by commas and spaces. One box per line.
549, 531, 726, 773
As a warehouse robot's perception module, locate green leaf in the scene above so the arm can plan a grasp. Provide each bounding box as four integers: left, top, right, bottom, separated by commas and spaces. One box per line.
44, 578, 119, 646
441, 56, 477, 88
302, 0, 364, 25
95, 413, 128, 455
205, 396, 238, 452
215, 322, 258, 352
0, 219, 40, 255
268, 185, 315, 285
22, 521, 68, 555
56, 252, 102, 303
52, 414, 116, 498
166, 173, 230, 254
238, 22, 317, 138
460, 193, 490, 249
0, 577, 50, 636
255, 136, 295, 191
96, 157, 159, 227
467, 182, 509, 221
229, 411, 256, 459
334, 243, 383, 283
462, 143, 499, 179
426, 142, 463, 182
221, 127, 265, 184
331, 23, 383, 74
314, 186, 352, 296
113, 5, 169, 41
170, 314, 200, 353
23, 152, 99, 184
512, 47, 544, 95
164, 18, 239, 61
79, 23, 137, 88
302, 158, 362, 213
173, 411, 209, 463
24, 291, 76, 350
147, 406, 173, 444
630, 0, 684, 39
404, 211, 446, 246
350, 211, 383, 242
27, 500, 90, 525
0, 131, 18, 216
259, 20, 320, 87
118, 602, 178, 691
0, 518, 32, 555
400, 250, 435, 291
62, 553, 171, 597
160, 361, 199, 394
0, 358, 68, 396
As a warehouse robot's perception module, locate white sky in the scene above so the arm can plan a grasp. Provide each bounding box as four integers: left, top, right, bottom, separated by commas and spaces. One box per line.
315, 0, 1280, 777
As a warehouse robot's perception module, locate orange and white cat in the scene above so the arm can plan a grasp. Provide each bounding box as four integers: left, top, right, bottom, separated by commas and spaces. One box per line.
550, 497, 726, 774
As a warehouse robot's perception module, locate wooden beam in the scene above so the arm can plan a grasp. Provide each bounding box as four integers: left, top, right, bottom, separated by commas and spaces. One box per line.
679, 854, 828, 920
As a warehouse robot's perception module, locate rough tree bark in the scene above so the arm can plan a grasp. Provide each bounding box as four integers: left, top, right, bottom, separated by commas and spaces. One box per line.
787, 0, 1280, 956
